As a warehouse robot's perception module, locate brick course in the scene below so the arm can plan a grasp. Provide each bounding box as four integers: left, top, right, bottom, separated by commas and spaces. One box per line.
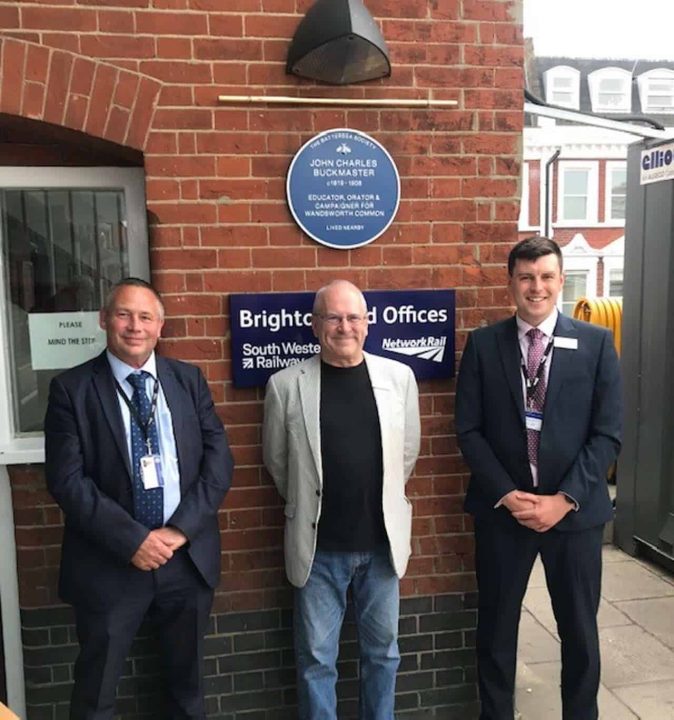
20, 594, 478, 719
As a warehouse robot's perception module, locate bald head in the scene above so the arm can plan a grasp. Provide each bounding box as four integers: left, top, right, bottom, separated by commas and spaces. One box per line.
312, 280, 368, 316
311, 280, 369, 367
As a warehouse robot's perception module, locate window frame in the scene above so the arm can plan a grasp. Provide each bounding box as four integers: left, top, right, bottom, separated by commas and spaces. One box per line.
559, 233, 598, 315
588, 67, 632, 113
604, 161, 627, 226
544, 66, 581, 110
601, 236, 625, 298
561, 268, 590, 316
0, 167, 149, 464
607, 267, 623, 298
637, 68, 674, 113
518, 161, 536, 231
556, 161, 599, 226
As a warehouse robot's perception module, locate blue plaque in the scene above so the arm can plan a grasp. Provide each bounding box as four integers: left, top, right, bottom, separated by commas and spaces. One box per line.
229, 289, 455, 388
286, 128, 400, 249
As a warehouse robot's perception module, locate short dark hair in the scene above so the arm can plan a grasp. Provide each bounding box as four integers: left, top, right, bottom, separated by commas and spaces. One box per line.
103, 277, 164, 319
507, 236, 563, 276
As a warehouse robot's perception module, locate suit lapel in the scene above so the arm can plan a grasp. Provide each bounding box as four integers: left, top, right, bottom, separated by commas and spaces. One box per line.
92, 351, 132, 480
545, 314, 578, 410
156, 356, 186, 479
496, 317, 525, 423
363, 353, 392, 480
298, 356, 322, 481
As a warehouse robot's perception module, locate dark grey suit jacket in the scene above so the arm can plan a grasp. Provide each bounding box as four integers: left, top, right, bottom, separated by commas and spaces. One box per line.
455, 314, 622, 531
45, 351, 233, 607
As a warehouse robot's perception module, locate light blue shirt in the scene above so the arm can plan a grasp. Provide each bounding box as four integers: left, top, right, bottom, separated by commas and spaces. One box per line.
106, 350, 181, 524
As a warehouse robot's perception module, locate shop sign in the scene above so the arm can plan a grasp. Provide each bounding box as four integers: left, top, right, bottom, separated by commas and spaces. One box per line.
641, 141, 674, 184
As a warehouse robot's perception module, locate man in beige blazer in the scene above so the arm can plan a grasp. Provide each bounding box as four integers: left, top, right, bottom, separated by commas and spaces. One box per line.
263, 280, 421, 720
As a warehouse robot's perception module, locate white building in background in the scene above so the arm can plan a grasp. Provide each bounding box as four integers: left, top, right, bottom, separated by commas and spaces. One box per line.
521, 51, 674, 311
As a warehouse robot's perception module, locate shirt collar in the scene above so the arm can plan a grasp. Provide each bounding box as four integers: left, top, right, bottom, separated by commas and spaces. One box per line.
106, 350, 157, 387
516, 308, 558, 341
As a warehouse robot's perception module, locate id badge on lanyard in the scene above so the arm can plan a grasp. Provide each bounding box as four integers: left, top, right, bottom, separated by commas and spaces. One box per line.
140, 454, 164, 489
525, 409, 543, 432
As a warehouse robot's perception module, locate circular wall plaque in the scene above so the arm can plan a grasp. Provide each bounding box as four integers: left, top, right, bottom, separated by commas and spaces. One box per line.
286, 128, 400, 249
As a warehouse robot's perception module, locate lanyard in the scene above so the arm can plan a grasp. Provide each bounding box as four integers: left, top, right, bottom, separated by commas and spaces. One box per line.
520, 335, 554, 407
115, 376, 160, 455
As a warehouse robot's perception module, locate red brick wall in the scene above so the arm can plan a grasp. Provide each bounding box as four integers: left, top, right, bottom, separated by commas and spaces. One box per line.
2, 0, 524, 614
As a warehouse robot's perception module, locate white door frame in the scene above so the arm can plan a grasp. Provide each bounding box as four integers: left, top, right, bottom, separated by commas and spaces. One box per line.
0, 465, 26, 718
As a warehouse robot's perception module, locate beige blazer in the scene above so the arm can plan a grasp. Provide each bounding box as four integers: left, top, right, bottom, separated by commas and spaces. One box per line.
263, 351, 421, 588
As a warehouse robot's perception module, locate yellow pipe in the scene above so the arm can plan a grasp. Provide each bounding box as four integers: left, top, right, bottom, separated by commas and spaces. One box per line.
572, 297, 622, 356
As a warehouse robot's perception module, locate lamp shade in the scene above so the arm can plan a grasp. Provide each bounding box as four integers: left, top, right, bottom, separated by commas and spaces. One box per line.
287, 0, 391, 85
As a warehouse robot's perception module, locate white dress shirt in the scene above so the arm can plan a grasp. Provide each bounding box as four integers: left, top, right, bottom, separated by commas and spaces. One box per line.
106, 350, 181, 523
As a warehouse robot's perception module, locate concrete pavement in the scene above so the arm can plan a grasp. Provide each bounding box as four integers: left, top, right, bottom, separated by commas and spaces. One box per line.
515, 545, 674, 719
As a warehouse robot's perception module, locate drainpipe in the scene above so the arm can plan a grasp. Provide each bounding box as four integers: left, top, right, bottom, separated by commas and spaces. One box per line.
544, 147, 561, 237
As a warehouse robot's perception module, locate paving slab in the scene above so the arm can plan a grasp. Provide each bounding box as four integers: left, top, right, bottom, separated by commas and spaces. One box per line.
527, 556, 546, 588
600, 624, 674, 688
615, 596, 674, 650
517, 610, 560, 664
602, 561, 674, 602
515, 660, 637, 719
515, 660, 560, 719
523, 585, 630, 637
603, 545, 633, 564
508, 546, 674, 717
613, 678, 674, 719
634, 557, 674, 587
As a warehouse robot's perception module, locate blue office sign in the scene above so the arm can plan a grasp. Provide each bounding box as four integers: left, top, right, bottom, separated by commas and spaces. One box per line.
229, 289, 455, 388
286, 128, 400, 249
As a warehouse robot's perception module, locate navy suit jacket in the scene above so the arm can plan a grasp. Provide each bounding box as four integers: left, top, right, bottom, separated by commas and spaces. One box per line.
455, 314, 622, 531
45, 351, 234, 607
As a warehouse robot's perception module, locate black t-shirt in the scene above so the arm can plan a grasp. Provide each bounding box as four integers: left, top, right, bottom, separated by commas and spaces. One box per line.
317, 360, 388, 551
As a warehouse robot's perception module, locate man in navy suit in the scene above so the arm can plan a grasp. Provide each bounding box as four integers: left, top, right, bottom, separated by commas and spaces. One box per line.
45, 278, 233, 720
455, 236, 622, 720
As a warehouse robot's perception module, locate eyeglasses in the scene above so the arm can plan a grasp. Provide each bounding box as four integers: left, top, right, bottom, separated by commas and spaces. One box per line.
313, 313, 367, 326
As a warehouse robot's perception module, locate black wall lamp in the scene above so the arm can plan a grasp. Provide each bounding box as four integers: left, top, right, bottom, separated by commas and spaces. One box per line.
286, 0, 391, 85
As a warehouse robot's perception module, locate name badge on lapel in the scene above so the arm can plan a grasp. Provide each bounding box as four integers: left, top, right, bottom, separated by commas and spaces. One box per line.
554, 336, 578, 350
525, 410, 543, 432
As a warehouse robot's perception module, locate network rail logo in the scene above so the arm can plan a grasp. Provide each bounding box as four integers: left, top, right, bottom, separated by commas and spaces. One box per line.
382, 336, 447, 363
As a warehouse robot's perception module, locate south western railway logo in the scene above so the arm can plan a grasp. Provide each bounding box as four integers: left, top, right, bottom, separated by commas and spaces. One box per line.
382, 336, 447, 363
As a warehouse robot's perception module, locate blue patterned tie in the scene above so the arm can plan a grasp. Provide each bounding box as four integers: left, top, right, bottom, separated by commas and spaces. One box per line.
127, 371, 164, 529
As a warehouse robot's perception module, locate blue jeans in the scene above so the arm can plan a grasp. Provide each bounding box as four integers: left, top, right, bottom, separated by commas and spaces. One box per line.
294, 548, 400, 720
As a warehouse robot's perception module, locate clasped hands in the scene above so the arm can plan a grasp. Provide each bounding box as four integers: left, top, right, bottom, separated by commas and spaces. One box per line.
131, 526, 188, 571
502, 490, 573, 532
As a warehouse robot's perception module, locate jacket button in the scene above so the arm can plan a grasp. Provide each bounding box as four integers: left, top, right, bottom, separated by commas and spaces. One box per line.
311, 522, 317, 529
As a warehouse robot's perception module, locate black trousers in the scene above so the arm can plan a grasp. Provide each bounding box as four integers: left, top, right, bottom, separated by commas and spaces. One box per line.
474, 517, 603, 720
69, 549, 214, 720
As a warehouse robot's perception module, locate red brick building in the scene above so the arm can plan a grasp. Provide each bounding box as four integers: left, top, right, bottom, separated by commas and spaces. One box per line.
0, 1, 524, 716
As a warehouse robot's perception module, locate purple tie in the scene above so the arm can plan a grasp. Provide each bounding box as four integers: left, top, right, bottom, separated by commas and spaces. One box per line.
526, 328, 547, 466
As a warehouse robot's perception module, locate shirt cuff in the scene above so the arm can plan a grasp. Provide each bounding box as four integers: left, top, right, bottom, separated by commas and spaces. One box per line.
494, 494, 509, 509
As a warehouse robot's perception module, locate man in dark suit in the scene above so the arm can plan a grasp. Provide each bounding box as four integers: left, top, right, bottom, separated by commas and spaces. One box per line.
455, 236, 622, 720
45, 277, 233, 720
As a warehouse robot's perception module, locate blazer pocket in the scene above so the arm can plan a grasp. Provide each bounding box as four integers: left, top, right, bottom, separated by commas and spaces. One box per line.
284, 503, 296, 519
